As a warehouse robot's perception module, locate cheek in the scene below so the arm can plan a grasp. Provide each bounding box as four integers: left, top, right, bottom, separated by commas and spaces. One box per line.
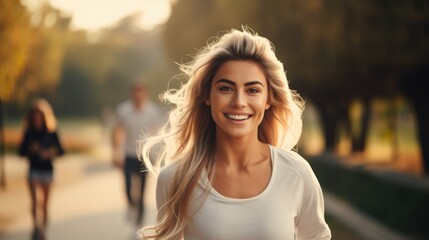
210, 101, 222, 119
209, 93, 228, 108
34, 116, 43, 125
208, 96, 228, 124
253, 97, 270, 111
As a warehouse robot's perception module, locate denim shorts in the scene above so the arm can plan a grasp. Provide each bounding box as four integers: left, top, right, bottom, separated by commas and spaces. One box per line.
28, 169, 53, 184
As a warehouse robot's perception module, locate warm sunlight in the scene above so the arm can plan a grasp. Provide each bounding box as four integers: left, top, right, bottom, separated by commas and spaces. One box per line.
21, 0, 172, 31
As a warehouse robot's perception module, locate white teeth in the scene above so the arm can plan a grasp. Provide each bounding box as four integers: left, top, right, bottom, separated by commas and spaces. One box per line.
225, 114, 250, 120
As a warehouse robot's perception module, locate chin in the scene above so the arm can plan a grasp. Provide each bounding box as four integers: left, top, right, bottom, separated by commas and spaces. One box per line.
220, 128, 255, 139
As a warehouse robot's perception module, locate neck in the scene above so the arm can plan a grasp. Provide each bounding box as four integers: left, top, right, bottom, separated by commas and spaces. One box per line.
133, 99, 146, 110
214, 137, 268, 168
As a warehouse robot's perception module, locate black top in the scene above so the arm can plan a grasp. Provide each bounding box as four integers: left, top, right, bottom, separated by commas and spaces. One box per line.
18, 129, 65, 172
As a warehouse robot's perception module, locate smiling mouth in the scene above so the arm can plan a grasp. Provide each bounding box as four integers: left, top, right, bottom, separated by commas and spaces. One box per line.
224, 114, 251, 120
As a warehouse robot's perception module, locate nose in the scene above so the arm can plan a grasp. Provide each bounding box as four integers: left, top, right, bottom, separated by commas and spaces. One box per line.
230, 91, 247, 108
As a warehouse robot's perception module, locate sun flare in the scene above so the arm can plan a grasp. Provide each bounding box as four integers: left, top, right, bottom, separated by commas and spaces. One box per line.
21, 0, 171, 32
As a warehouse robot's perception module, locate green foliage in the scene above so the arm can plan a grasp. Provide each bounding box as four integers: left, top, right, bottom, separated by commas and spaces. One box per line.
15, 4, 72, 104
51, 16, 173, 116
5, 6, 173, 117
0, 0, 32, 102
309, 156, 429, 240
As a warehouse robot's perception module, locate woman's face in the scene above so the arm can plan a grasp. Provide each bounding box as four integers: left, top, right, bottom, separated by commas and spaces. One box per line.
33, 111, 44, 130
206, 60, 270, 140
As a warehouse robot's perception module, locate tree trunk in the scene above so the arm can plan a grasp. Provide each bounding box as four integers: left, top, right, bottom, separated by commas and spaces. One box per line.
399, 67, 428, 175
352, 98, 371, 152
0, 100, 5, 188
318, 103, 339, 153
413, 100, 429, 174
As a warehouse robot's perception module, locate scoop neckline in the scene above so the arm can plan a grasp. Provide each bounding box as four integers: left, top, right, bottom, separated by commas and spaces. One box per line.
204, 145, 277, 203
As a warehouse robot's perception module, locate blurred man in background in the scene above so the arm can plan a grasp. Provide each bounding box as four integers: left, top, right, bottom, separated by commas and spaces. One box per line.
111, 79, 162, 228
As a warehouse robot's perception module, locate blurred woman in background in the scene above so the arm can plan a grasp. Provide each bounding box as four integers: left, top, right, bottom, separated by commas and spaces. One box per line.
19, 98, 65, 240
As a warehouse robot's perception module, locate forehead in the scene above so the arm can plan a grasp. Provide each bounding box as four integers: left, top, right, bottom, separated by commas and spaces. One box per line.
31, 109, 44, 119
213, 60, 267, 85
131, 85, 146, 91
34, 111, 43, 116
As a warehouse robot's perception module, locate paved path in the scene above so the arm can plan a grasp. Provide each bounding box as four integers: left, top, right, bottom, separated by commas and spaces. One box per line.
0, 151, 157, 240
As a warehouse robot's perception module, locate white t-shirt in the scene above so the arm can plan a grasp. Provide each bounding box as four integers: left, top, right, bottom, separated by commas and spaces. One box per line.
115, 100, 163, 156
156, 145, 331, 240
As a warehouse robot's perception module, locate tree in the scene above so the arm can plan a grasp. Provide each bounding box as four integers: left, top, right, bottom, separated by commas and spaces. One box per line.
15, 3, 72, 104
0, 0, 33, 188
0, 0, 32, 101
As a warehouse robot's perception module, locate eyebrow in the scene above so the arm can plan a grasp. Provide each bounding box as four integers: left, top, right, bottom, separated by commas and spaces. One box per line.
215, 79, 265, 87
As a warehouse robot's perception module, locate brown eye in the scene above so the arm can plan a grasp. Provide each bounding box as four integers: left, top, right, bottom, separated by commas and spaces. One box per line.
247, 88, 260, 93
219, 86, 233, 92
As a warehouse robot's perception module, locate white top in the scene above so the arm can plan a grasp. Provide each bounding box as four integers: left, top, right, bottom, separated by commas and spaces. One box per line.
156, 145, 332, 240
115, 100, 163, 156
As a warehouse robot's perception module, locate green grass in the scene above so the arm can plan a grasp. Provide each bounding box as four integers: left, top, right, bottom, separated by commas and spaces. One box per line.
309, 155, 429, 240
325, 214, 365, 240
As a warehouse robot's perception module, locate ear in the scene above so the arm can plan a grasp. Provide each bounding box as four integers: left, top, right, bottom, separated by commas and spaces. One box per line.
205, 99, 211, 106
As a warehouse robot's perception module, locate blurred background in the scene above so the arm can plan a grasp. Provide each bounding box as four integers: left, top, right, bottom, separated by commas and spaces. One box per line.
1, 0, 428, 239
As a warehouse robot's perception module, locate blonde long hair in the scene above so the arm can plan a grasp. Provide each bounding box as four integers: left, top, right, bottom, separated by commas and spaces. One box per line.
138, 27, 304, 240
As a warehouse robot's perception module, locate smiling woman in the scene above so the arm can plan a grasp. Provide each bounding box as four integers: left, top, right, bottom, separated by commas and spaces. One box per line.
22, 0, 171, 32
138, 27, 331, 240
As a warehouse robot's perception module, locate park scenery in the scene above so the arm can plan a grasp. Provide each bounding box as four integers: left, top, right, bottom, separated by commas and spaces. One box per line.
1, 0, 429, 240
